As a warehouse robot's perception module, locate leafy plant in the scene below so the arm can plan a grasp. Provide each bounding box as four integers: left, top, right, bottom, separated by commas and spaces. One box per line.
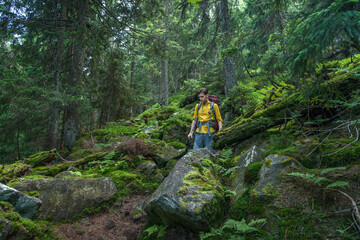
143, 224, 167, 240
199, 218, 266, 240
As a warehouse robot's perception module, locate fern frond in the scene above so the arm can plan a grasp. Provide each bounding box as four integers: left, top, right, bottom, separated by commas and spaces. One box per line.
326, 181, 349, 189
320, 167, 346, 175
223, 166, 240, 176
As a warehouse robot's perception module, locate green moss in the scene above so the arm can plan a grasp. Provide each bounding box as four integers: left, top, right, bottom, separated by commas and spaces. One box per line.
244, 162, 263, 184
137, 132, 150, 139
262, 183, 278, 198
168, 141, 186, 149
0, 209, 58, 239
320, 138, 360, 167
68, 149, 94, 160
151, 132, 161, 139
265, 158, 272, 168
25, 149, 57, 166
0, 162, 31, 182
22, 191, 40, 198
229, 192, 250, 220
0, 201, 14, 212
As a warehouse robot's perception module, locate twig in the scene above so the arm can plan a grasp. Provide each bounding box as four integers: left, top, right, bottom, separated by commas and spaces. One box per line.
321, 126, 359, 157
306, 131, 332, 157
325, 188, 360, 231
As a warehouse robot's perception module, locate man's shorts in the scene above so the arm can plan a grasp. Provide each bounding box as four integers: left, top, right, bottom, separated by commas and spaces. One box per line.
193, 133, 214, 152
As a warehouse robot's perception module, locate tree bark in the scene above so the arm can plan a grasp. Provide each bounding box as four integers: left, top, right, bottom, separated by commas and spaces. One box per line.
220, 0, 237, 96
64, 0, 88, 150
164, 0, 170, 106
44, 0, 66, 150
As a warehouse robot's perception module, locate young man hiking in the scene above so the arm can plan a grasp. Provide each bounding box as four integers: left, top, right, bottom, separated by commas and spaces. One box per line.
188, 88, 223, 152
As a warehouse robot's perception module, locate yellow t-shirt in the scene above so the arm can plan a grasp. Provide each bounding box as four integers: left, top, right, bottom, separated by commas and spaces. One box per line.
193, 101, 223, 134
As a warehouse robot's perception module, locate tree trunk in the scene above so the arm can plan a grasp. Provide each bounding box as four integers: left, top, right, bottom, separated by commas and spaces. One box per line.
164, 0, 170, 106
220, 0, 237, 96
44, 0, 66, 150
64, 0, 88, 150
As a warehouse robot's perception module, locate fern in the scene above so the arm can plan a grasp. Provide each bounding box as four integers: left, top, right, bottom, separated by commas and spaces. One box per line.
218, 148, 233, 163
223, 166, 240, 176
103, 151, 116, 161
320, 167, 346, 175
199, 218, 266, 240
287, 172, 330, 186
144, 224, 167, 239
326, 181, 349, 189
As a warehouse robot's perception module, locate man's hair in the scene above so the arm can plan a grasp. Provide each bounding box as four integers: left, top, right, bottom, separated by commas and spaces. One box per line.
197, 88, 208, 95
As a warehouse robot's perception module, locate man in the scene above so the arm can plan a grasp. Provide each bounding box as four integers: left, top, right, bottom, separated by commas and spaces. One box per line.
188, 88, 223, 152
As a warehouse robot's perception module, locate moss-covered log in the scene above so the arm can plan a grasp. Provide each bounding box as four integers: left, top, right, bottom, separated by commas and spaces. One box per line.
213, 94, 299, 149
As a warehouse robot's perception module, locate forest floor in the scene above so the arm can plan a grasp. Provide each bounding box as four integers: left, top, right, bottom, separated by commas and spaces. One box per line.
56, 194, 150, 240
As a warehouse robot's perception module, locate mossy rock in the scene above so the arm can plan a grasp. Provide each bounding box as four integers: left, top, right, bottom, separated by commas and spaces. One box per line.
24, 149, 58, 166
0, 162, 31, 182
68, 149, 94, 161
145, 148, 228, 232
168, 141, 186, 150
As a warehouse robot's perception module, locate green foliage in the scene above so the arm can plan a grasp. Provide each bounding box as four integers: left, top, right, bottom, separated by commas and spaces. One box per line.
168, 141, 185, 149
244, 162, 263, 184
287, 172, 330, 186
326, 181, 349, 189
320, 167, 347, 175
142, 224, 167, 240
218, 148, 233, 163
199, 218, 266, 240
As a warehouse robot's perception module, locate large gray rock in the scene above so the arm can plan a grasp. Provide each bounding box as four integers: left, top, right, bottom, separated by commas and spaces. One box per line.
13, 178, 117, 221
145, 148, 228, 232
252, 154, 301, 199
0, 183, 41, 219
232, 146, 264, 200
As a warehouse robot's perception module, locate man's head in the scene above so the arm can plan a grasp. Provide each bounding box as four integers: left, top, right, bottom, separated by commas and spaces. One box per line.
197, 88, 209, 104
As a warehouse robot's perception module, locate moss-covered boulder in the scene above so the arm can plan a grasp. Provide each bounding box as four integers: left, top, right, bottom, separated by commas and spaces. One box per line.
231, 146, 264, 201
0, 183, 41, 219
0, 162, 31, 183
145, 148, 228, 232
152, 145, 184, 168
252, 155, 302, 200
13, 178, 117, 221
25, 149, 58, 166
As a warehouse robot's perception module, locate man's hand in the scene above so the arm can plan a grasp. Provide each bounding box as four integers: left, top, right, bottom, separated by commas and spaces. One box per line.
188, 132, 193, 139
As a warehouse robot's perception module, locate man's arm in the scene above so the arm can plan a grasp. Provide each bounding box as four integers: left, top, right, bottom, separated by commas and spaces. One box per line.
188, 120, 196, 139
218, 120, 223, 132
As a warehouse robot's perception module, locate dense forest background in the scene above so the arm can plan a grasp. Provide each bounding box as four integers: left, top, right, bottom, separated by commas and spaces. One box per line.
1, 0, 359, 163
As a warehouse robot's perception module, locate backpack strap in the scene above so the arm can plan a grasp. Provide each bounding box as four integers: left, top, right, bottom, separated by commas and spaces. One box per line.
195, 103, 202, 133
210, 102, 217, 123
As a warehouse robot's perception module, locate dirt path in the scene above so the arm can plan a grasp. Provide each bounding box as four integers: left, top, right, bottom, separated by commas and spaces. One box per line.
56, 194, 150, 240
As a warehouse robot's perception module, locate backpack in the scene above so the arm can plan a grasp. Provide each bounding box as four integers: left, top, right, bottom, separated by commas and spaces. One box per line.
195, 95, 221, 133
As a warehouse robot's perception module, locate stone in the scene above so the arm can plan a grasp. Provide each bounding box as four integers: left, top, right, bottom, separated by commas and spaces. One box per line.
13, 178, 117, 221
104, 220, 115, 230
252, 154, 302, 200
145, 148, 228, 232
231, 146, 264, 201
0, 183, 41, 219
152, 145, 183, 167
137, 162, 157, 176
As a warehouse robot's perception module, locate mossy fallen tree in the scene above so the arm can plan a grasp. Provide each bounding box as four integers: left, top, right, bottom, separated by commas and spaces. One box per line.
213, 93, 300, 149
214, 57, 359, 149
